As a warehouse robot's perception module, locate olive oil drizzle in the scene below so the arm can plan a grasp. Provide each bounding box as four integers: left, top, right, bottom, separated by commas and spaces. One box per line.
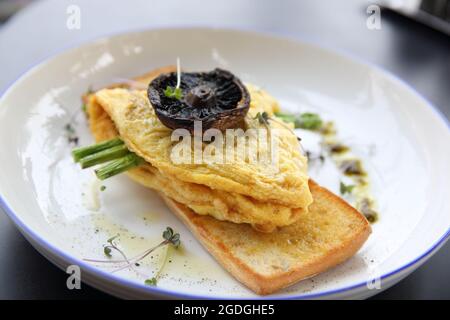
319, 121, 378, 223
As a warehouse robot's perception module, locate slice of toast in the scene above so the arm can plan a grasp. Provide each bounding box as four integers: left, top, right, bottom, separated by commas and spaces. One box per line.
162, 180, 371, 295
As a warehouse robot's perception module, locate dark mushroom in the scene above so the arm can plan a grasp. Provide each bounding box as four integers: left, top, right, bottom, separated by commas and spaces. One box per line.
147, 68, 250, 132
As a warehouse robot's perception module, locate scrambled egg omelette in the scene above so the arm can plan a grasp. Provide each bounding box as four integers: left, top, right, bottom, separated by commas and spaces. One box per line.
86, 70, 312, 232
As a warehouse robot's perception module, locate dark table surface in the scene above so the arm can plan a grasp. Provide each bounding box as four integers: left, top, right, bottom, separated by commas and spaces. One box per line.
0, 1, 449, 299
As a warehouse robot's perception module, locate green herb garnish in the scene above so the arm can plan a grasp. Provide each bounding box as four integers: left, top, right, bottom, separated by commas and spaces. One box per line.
100, 185, 106, 192
163, 58, 183, 101
358, 198, 378, 223
82, 86, 93, 115
252, 111, 306, 141
340, 181, 355, 195
106, 235, 119, 246
339, 159, 365, 176
163, 227, 181, 248
275, 111, 323, 130
145, 277, 157, 286
254, 111, 270, 127
103, 246, 112, 257
163, 86, 183, 100
85, 228, 181, 282
102, 234, 124, 260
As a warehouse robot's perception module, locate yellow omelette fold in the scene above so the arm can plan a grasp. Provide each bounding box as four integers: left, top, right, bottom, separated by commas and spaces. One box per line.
87, 74, 313, 232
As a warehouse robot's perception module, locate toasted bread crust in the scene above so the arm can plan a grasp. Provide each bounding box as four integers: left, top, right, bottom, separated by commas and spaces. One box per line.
162, 180, 371, 295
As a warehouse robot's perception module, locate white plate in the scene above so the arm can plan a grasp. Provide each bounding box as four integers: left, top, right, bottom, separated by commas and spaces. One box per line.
0, 28, 449, 299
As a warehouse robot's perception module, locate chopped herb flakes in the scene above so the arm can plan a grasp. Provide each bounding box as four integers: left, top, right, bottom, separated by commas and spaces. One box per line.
358, 198, 379, 223
327, 142, 349, 154
65, 123, 79, 145
145, 277, 157, 286
339, 159, 365, 176
340, 182, 355, 195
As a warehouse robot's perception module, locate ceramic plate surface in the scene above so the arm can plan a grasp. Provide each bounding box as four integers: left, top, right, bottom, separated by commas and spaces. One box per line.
0, 28, 449, 299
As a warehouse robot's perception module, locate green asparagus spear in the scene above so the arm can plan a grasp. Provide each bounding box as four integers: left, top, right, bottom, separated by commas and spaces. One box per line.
72, 138, 124, 162
79, 144, 130, 169
95, 154, 144, 180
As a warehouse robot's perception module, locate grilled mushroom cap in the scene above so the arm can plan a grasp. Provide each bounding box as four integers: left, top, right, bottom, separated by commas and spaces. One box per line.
147, 68, 250, 132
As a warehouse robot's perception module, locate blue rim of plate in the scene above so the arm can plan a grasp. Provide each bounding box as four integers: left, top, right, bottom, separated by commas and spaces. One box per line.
0, 26, 449, 300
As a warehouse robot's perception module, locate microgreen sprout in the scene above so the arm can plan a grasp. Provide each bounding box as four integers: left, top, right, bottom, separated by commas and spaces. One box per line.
176, 57, 181, 89
104, 246, 112, 257
106, 235, 118, 245
253, 111, 270, 129
254, 111, 270, 126
164, 58, 183, 101
84, 227, 181, 285
275, 111, 323, 131
252, 111, 302, 141
162, 227, 181, 248
163, 86, 183, 100
103, 235, 126, 260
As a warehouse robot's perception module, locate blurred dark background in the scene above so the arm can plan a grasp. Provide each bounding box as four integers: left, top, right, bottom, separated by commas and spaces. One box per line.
0, 0, 449, 300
